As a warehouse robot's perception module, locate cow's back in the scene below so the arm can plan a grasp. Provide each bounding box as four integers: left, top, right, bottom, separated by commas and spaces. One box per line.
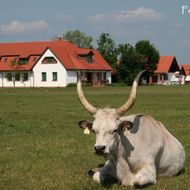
154, 119, 185, 177
119, 114, 185, 177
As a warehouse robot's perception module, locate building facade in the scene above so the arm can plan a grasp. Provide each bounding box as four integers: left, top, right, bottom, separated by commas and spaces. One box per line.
150, 56, 185, 85
0, 41, 112, 87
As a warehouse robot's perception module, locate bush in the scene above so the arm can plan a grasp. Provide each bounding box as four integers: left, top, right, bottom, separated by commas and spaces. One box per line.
106, 83, 127, 87
66, 83, 77, 87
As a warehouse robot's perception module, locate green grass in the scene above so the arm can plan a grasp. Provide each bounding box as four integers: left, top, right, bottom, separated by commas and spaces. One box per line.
0, 86, 189, 190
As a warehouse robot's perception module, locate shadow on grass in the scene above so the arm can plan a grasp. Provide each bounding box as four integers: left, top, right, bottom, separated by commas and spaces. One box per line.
101, 178, 119, 188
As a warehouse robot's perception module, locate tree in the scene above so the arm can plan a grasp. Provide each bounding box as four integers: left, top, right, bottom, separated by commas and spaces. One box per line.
96, 33, 117, 67
8, 59, 24, 87
135, 40, 160, 83
96, 33, 118, 82
62, 29, 93, 48
117, 43, 145, 85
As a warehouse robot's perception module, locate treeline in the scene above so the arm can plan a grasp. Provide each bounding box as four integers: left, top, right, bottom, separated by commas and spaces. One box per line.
54, 30, 160, 84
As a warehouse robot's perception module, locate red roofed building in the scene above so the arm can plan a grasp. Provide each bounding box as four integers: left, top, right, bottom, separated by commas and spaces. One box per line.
180, 64, 190, 84
0, 40, 112, 87
150, 56, 185, 85
180, 64, 190, 75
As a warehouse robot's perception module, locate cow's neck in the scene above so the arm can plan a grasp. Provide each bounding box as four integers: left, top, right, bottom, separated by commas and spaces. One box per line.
108, 136, 134, 183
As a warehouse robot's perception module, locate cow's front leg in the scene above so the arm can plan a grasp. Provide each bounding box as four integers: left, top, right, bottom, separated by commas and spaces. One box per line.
91, 160, 117, 184
87, 163, 105, 177
132, 162, 157, 187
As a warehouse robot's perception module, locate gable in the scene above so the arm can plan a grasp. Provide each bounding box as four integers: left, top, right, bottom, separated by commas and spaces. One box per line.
168, 57, 180, 72
180, 64, 190, 75
155, 56, 179, 73
32, 48, 65, 70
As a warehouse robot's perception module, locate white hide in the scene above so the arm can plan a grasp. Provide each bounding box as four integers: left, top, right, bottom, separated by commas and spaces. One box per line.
91, 109, 185, 187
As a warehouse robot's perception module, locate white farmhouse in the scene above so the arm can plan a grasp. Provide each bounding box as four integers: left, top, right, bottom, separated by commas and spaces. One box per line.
150, 56, 185, 85
180, 64, 190, 84
0, 40, 112, 87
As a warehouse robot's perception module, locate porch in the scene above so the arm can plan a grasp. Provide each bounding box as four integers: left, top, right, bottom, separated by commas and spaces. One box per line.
80, 71, 110, 86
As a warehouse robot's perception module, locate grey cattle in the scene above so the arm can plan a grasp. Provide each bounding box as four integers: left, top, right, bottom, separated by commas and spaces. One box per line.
77, 71, 185, 187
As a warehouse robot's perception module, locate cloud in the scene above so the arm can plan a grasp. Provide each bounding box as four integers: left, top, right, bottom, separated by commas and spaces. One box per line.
87, 13, 110, 23
2, 20, 48, 34
87, 7, 163, 24
115, 7, 163, 22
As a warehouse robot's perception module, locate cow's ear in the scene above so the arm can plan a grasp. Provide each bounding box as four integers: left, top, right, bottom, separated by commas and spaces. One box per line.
78, 120, 93, 135
118, 120, 133, 133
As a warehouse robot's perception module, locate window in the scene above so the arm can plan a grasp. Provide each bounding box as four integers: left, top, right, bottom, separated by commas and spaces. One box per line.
164, 74, 168, 80
87, 55, 93, 63
52, 72, 58, 81
15, 72, 20, 81
22, 72, 29, 81
6, 73, 12, 81
42, 72, 47, 81
19, 58, 28, 65
103, 72, 107, 81
42, 57, 57, 64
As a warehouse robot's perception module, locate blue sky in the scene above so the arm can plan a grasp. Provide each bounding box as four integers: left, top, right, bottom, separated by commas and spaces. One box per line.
0, 0, 190, 63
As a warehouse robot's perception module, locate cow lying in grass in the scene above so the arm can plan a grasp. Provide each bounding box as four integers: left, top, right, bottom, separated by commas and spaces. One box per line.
77, 71, 185, 188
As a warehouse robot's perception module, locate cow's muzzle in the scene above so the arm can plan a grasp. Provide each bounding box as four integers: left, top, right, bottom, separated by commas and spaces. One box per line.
94, 145, 106, 155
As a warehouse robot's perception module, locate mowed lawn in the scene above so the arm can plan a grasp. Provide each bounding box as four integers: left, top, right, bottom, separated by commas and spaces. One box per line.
0, 85, 189, 190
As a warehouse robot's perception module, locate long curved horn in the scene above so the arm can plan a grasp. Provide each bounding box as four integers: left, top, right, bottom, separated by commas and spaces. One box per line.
116, 70, 145, 115
77, 73, 98, 115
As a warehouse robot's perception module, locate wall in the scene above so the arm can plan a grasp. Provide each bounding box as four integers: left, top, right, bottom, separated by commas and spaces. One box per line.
33, 49, 67, 87
154, 73, 184, 85
0, 48, 112, 87
0, 72, 33, 87
107, 71, 112, 84
67, 71, 77, 85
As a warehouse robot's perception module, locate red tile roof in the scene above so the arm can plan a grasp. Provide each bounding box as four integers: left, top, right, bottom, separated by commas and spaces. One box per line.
76, 49, 93, 55
0, 41, 112, 71
180, 64, 190, 75
155, 56, 178, 73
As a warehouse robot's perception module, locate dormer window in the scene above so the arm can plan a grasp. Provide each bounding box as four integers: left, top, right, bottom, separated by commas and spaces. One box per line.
78, 51, 94, 64
19, 58, 28, 65
42, 57, 57, 64
87, 54, 93, 63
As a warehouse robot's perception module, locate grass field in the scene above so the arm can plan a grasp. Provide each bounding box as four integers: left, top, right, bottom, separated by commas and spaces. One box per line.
0, 85, 189, 190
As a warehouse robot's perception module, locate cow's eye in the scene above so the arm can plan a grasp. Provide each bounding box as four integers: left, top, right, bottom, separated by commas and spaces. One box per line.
112, 129, 118, 134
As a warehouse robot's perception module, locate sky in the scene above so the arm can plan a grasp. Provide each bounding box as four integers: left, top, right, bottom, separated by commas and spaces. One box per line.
0, 0, 190, 64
